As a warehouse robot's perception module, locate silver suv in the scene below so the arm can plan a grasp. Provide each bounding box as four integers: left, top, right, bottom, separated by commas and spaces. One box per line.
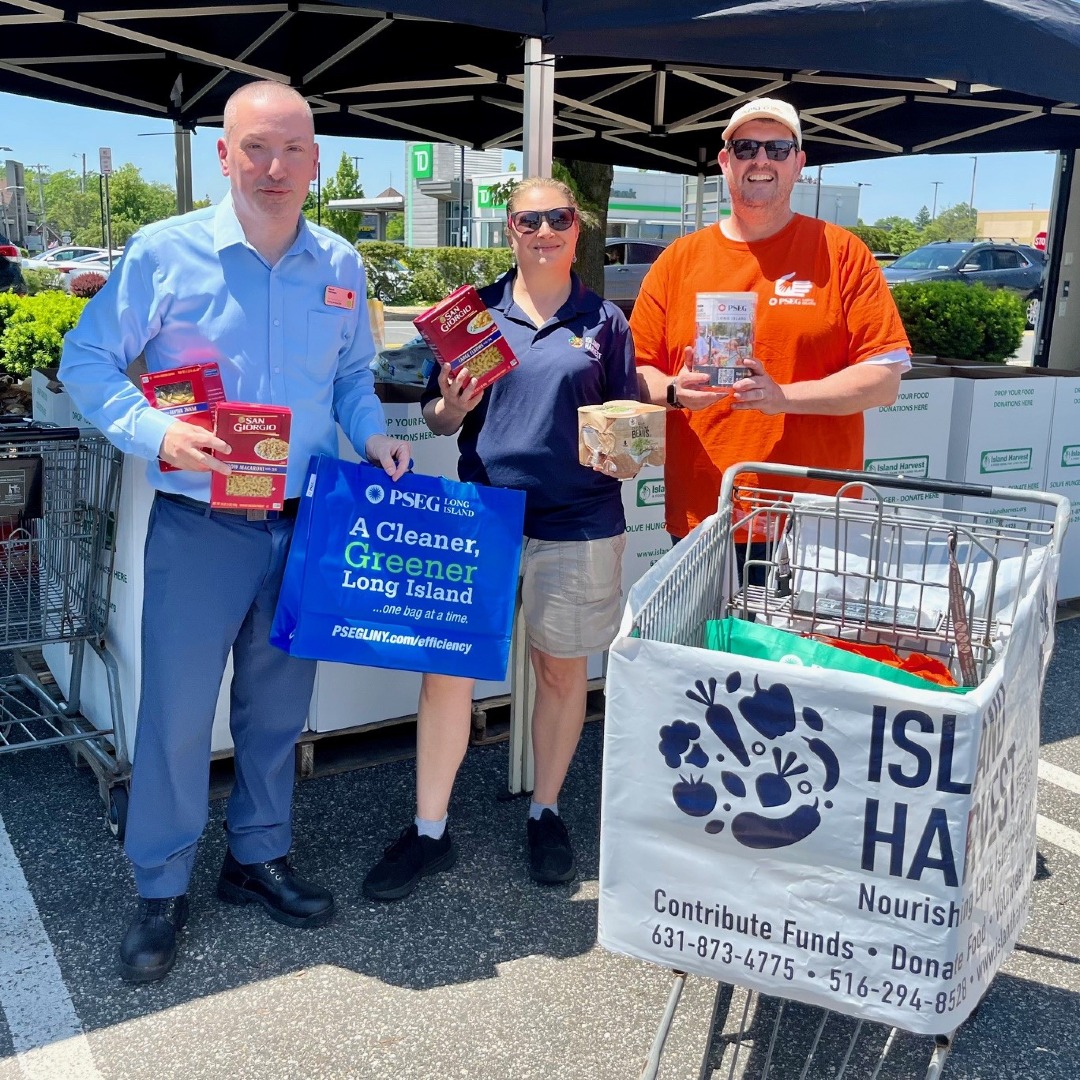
604, 238, 668, 316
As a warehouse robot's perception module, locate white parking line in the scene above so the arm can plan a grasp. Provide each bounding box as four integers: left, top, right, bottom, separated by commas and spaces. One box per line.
1038, 759, 1080, 796
0, 810, 102, 1080
1036, 815, 1080, 860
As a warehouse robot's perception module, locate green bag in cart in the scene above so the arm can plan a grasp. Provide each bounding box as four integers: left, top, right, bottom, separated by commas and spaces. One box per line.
703, 617, 969, 694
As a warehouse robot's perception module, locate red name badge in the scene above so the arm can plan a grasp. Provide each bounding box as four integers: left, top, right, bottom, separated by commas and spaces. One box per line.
324, 286, 356, 310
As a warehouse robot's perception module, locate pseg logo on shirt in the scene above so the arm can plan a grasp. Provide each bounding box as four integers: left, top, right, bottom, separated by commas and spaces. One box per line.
768, 272, 815, 307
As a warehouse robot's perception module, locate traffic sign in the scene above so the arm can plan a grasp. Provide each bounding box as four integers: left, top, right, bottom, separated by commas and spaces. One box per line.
1034, 230, 1048, 252
99, 147, 113, 176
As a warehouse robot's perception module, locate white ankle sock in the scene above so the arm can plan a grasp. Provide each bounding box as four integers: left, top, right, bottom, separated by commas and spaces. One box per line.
415, 814, 447, 840
529, 800, 558, 821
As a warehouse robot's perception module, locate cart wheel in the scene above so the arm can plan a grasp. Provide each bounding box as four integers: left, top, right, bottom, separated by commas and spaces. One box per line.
107, 785, 129, 842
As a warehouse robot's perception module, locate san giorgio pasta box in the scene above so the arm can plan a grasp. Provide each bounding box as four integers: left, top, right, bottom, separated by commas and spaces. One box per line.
413, 284, 519, 391
210, 403, 292, 511
140, 362, 227, 473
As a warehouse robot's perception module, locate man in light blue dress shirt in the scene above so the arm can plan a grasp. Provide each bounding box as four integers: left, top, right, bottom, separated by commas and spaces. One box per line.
59, 80, 410, 983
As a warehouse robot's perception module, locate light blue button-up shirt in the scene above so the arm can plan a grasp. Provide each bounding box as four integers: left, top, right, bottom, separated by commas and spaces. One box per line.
59, 195, 386, 500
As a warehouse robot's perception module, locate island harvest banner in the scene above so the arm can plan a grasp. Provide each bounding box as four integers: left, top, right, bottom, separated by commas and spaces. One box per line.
271, 455, 525, 680
599, 535, 1059, 1036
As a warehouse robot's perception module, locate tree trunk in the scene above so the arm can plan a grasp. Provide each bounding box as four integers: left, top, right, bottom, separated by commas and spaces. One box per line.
558, 158, 614, 298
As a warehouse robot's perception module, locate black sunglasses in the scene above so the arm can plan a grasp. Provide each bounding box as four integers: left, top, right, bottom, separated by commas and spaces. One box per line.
727, 138, 799, 161
508, 206, 577, 233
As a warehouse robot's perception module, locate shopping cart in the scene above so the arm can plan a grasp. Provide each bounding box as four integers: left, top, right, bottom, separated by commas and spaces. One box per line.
0, 418, 128, 836
599, 463, 1069, 1080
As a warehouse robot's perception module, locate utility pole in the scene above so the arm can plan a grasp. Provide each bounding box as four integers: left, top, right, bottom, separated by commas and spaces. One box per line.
969, 156, 978, 209
931, 181, 943, 219
29, 163, 48, 248
73, 152, 86, 192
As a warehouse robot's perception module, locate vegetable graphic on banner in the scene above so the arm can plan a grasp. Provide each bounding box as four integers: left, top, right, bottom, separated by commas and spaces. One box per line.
271, 456, 525, 680
661, 673, 842, 847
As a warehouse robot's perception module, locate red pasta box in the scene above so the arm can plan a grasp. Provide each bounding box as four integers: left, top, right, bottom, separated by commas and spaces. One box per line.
210, 403, 292, 511
413, 284, 518, 391
140, 362, 227, 473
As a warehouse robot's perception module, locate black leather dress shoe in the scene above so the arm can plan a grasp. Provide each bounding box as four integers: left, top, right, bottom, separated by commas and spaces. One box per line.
118, 895, 189, 984
217, 850, 335, 928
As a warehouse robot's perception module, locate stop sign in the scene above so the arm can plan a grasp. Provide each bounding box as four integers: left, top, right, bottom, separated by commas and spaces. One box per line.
1034, 230, 1048, 252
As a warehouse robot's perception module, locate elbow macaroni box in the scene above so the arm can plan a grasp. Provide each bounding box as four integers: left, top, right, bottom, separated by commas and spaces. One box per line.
412, 284, 519, 392
140, 362, 227, 473
210, 403, 292, 511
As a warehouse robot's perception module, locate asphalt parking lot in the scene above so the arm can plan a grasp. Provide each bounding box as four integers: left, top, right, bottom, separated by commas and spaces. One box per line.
0, 614, 1079, 1080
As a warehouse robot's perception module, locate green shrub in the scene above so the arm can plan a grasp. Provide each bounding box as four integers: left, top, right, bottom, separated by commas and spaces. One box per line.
0, 292, 88, 377
847, 226, 895, 254
891, 281, 1024, 364
0, 293, 21, 341
357, 242, 515, 305
0, 320, 65, 378
21, 267, 65, 296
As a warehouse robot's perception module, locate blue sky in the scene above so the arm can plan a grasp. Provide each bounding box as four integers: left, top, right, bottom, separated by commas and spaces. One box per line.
1, 90, 1059, 224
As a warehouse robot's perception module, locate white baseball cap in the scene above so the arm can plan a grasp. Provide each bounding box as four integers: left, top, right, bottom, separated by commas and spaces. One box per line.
722, 98, 802, 148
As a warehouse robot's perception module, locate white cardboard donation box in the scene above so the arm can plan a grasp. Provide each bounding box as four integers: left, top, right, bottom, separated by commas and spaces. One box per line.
863, 370, 955, 509
945, 370, 1056, 518
598, 524, 1057, 1035
1041, 373, 1080, 600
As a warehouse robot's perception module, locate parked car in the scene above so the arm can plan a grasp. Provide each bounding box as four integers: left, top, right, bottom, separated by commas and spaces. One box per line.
61, 251, 121, 293
604, 237, 669, 316
0, 231, 26, 295
22, 245, 107, 271
882, 239, 1045, 328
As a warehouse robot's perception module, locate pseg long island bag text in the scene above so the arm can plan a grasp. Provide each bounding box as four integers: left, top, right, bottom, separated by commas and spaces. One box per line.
271, 455, 526, 680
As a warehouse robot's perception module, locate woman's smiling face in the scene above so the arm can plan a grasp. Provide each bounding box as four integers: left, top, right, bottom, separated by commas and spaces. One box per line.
508, 187, 580, 273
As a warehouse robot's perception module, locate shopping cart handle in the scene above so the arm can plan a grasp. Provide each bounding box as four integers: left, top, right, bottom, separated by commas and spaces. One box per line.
803, 468, 996, 499
0, 417, 82, 443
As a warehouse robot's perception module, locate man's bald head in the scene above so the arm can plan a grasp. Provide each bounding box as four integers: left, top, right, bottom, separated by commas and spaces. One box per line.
223, 81, 313, 141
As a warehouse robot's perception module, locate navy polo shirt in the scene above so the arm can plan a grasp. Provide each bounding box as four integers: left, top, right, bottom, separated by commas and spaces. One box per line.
421, 270, 638, 540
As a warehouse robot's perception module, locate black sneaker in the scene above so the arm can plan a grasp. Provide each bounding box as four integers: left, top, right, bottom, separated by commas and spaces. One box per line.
526, 810, 576, 884
362, 824, 457, 901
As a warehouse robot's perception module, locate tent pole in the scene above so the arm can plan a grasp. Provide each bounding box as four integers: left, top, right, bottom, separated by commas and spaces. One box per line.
522, 37, 554, 178
174, 122, 193, 215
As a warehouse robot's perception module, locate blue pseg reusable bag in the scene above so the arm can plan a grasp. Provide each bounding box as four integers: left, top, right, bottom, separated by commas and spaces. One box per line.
270, 455, 526, 680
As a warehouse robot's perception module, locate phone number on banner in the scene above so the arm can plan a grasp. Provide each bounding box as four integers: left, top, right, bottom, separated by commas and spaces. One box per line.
649, 923, 968, 1015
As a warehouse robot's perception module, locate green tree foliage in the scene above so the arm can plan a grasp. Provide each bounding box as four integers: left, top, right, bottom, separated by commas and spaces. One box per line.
28, 164, 179, 248
846, 226, 893, 253
312, 153, 365, 241
385, 213, 404, 242
922, 202, 978, 244
891, 281, 1023, 363
871, 215, 924, 254
914, 205, 932, 229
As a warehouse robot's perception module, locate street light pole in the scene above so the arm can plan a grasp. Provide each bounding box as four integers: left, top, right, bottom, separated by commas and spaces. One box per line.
969, 156, 978, 209
931, 181, 943, 219
72, 152, 86, 193
29, 163, 48, 249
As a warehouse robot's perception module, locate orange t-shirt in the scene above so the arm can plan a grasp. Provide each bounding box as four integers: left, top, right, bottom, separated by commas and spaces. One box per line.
630, 216, 910, 537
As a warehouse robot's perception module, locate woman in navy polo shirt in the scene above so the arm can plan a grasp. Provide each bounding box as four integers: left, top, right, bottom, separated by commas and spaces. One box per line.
363, 176, 639, 899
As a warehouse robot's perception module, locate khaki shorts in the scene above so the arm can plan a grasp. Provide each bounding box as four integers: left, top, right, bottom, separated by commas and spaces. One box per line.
521, 534, 627, 658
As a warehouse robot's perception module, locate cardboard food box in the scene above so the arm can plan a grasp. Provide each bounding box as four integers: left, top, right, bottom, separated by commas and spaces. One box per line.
412, 284, 518, 392
140, 362, 227, 473
210, 403, 292, 511
693, 291, 756, 390
578, 400, 666, 480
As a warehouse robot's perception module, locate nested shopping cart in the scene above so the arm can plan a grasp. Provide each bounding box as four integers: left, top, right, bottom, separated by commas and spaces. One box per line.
0, 418, 128, 836
599, 463, 1069, 1080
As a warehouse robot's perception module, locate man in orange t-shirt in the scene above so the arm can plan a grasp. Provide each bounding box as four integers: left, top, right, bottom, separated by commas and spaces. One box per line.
633, 98, 911, 550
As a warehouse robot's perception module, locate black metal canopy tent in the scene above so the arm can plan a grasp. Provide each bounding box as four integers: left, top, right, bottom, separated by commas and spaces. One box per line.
2, 0, 1080, 175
